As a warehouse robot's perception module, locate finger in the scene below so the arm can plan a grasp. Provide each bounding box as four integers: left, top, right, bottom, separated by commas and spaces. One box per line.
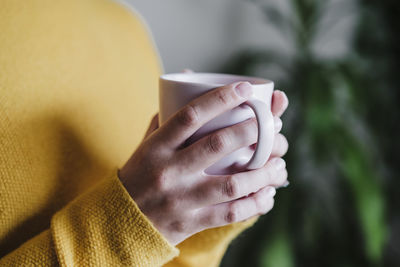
156, 82, 253, 149
175, 117, 258, 173
276, 180, 290, 189
196, 186, 275, 229
270, 133, 289, 158
271, 90, 289, 117
182, 69, 194, 73
185, 158, 287, 208
274, 116, 282, 134
144, 114, 159, 140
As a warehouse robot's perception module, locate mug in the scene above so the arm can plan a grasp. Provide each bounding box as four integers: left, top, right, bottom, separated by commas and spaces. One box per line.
159, 73, 275, 175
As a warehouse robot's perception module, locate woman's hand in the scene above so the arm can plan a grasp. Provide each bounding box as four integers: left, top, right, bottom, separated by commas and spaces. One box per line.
118, 82, 289, 246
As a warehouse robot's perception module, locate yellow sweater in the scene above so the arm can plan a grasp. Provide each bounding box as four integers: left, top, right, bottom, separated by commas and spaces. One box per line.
0, 0, 256, 266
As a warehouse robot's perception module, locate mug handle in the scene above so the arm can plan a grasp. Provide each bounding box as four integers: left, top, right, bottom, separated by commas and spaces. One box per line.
242, 98, 275, 170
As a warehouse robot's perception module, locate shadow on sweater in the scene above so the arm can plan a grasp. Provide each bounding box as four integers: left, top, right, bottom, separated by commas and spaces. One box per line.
0, 114, 111, 257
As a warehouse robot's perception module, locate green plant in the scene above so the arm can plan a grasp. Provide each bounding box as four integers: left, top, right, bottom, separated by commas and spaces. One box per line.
220, 0, 400, 266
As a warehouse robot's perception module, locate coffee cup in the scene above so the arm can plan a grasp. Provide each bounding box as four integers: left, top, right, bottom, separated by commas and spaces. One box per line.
159, 73, 275, 175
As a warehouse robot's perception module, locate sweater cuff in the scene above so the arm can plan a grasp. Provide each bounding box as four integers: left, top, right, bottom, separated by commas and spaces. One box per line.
164, 217, 258, 267
51, 170, 179, 266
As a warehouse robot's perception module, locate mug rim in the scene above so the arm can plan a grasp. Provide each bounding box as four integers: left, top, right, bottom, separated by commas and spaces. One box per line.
160, 72, 273, 87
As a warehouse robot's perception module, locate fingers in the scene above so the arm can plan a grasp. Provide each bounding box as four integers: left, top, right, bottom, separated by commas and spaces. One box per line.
175, 118, 258, 173
185, 158, 287, 208
270, 133, 289, 158
144, 114, 159, 140
196, 186, 275, 229
274, 116, 282, 134
156, 82, 253, 149
271, 90, 289, 117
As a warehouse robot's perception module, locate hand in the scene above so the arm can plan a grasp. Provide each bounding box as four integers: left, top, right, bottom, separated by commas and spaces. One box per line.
118, 82, 289, 246
270, 89, 289, 158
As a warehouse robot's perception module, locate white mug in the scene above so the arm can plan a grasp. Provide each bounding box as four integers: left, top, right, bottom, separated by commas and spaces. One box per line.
159, 73, 275, 175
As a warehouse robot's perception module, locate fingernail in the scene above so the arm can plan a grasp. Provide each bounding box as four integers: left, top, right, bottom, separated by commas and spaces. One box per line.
271, 158, 285, 171
276, 181, 290, 189
266, 187, 276, 197
235, 82, 253, 98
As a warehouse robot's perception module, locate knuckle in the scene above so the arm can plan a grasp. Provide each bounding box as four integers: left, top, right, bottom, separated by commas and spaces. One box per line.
177, 105, 199, 127
225, 203, 240, 223
222, 176, 239, 199
169, 220, 186, 233
201, 210, 217, 227
207, 132, 228, 154
162, 195, 179, 212
215, 89, 234, 105
152, 168, 170, 191
141, 142, 160, 158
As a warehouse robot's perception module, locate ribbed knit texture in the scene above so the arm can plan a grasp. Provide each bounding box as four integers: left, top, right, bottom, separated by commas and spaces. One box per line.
0, 0, 257, 266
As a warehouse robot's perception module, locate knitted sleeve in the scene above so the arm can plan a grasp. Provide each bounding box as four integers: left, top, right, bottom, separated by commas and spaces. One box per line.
0, 173, 179, 266
164, 218, 258, 267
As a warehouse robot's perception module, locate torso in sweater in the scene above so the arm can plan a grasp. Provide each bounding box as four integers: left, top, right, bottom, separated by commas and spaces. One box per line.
0, 0, 160, 255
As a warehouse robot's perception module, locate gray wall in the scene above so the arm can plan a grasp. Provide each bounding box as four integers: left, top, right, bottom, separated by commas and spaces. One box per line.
125, 0, 356, 74
124, 0, 290, 73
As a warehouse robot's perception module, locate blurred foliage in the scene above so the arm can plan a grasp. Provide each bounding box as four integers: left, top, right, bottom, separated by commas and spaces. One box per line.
220, 0, 400, 266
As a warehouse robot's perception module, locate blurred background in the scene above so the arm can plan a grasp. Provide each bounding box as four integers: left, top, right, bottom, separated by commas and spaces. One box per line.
128, 0, 399, 266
